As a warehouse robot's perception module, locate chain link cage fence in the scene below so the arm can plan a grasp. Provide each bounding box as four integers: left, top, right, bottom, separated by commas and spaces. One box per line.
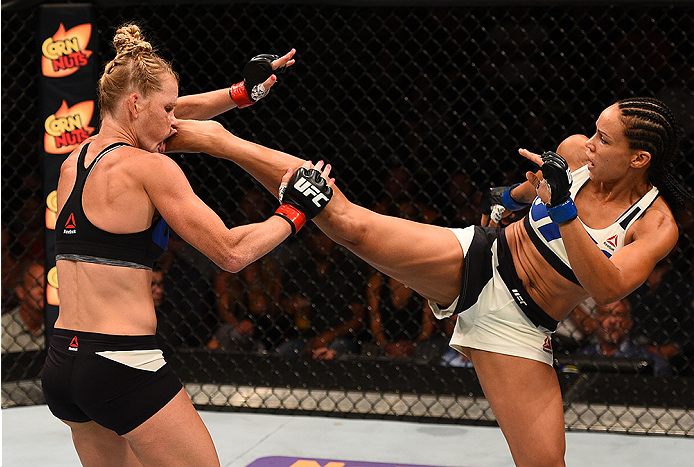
2, 0, 693, 436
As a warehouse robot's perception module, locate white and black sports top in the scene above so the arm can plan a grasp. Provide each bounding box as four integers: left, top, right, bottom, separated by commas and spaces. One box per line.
523, 164, 659, 285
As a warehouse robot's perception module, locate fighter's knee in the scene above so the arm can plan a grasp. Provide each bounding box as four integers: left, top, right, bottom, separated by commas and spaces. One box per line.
556, 134, 588, 158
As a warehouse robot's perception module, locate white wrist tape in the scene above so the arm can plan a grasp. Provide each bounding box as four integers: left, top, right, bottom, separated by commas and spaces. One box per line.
491, 205, 505, 224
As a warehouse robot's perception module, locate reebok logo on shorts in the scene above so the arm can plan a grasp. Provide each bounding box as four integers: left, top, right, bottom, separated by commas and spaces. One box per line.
69, 335, 79, 351
542, 336, 552, 353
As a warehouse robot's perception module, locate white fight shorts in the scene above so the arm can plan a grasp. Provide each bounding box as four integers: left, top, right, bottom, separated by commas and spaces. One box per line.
429, 226, 556, 366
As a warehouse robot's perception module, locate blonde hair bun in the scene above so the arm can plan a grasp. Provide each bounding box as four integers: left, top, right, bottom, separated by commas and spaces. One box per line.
112, 24, 153, 57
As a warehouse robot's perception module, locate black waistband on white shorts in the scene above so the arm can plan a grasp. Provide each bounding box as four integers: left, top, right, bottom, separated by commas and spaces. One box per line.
496, 227, 559, 333
447, 225, 558, 333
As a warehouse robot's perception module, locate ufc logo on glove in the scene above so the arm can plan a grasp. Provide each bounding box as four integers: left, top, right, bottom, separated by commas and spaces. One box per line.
294, 177, 330, 207
274, 167, 333, 235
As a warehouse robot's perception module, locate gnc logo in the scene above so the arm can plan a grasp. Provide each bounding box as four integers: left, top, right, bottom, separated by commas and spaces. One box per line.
41, 23, 93, 78
44, 100, 95, 154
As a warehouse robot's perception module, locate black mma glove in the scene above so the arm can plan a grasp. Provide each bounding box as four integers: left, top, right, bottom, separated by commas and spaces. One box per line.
540, 151, 577, 224
480, 186, 506, 216
540, 151, 572, 206
481, 184, 529, 215
481, 184, 529, 223
274, 167, 333, 235
229, 54, 284, 108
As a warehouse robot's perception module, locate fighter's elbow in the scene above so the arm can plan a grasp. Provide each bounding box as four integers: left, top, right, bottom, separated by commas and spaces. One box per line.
215, 248, 253, 274
590, 288, 628, 307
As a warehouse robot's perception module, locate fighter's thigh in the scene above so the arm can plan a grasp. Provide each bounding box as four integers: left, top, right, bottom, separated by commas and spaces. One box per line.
469, 349, 566, 467
122, 388, 220, 467
319, 203, 463, 304
63, 420, 142, 467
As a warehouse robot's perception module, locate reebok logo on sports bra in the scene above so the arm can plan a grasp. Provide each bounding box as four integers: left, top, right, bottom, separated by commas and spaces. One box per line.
63, 213, 77, 234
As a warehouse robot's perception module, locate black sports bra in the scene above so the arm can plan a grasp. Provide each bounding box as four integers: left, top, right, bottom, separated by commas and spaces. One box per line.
55, 142, 169, 270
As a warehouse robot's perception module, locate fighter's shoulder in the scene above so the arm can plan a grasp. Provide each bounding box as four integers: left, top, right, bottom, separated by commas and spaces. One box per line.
631, 196, 677, 245
120, 146, 182, 177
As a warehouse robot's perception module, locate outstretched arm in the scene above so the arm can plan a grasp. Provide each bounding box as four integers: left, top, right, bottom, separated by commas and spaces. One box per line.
175, 49, 296, 120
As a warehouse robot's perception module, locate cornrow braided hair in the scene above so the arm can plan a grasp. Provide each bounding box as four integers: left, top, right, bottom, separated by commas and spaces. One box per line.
98, 24, 177, 117
617, 97, 693, 213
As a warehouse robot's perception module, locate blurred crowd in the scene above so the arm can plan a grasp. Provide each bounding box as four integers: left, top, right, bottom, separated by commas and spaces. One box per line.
3, 167, 693, 378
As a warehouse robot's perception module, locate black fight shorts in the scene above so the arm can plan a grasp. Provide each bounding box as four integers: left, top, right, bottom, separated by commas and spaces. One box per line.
42, 328, 182, 435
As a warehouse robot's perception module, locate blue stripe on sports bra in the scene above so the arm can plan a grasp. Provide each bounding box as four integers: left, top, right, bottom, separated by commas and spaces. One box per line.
152, 217, 170, 251
523, 215, 581, 286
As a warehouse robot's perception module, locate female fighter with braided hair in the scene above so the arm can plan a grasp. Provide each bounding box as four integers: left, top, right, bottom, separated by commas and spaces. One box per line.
41, 23, 333, 466
168, 96, 690, 466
